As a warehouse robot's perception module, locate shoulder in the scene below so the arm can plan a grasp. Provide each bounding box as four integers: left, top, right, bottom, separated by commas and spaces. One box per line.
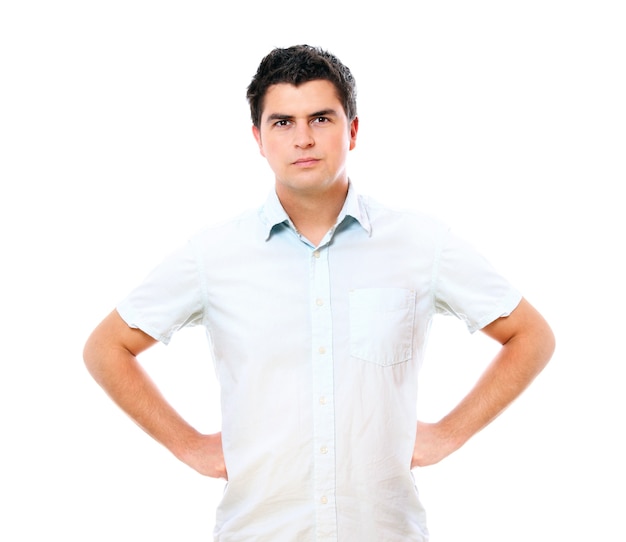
188, 206, 265, 247
359, 193, 450, 240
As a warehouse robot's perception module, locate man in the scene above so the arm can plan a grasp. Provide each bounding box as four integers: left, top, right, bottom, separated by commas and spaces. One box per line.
84, 45, 555, 541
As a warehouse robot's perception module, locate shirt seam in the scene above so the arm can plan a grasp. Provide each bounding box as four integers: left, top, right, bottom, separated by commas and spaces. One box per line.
429, 226, 449, 321
190, 237, 212, 339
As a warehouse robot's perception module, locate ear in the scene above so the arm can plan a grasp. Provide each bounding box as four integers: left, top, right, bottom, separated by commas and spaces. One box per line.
349, 116, 359, 151
252, 125, 265, 157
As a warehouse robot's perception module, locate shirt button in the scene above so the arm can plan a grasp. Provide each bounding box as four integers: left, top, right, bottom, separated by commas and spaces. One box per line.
316, 298, 324, 306
319, 396, 327, 405
313, 250, 321, 258
318, 346, 326, 354
320, 446, 328, 454
320, 496, 328, 505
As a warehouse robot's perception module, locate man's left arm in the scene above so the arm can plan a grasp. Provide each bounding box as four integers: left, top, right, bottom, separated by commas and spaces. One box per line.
412, 297, 555, 468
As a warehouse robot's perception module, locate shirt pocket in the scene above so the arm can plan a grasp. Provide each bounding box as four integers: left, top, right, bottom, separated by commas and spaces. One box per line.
349, 288, 416, 366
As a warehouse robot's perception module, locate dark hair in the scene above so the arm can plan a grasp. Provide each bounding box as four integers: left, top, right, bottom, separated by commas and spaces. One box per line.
246, 44, 357, 128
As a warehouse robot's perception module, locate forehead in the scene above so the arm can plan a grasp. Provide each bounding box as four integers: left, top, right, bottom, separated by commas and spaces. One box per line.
261, 80, 344, 119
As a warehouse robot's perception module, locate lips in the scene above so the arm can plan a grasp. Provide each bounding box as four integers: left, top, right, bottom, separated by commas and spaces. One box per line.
293, 157, 320, 166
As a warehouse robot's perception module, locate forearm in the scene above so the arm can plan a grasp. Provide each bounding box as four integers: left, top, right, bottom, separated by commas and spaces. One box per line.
438, 329, 552, 451
84, 343, 200, 459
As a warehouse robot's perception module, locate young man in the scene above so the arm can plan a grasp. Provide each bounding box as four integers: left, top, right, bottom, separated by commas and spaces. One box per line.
84, 45, 555, 541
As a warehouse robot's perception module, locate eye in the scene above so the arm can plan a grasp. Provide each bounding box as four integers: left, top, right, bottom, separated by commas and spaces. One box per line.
313, 116, 330, 124
274, 119, 291, 127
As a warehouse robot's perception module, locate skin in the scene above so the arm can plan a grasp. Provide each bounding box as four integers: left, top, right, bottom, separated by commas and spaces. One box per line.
83, 78, 555, 481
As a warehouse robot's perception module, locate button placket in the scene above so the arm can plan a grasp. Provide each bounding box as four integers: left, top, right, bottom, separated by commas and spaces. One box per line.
309, 245, 337, 539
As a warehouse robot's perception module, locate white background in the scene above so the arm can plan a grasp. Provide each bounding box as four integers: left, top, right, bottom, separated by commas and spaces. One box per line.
1, 1, 624, 540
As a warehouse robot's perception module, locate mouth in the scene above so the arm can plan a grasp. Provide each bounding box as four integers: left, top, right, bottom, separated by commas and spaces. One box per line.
292, 157, 320, 167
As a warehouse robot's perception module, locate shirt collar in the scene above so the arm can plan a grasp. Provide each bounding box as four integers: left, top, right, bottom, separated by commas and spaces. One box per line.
260, 181, 372, 241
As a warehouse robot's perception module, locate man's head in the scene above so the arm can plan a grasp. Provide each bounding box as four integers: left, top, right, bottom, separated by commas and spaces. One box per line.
247, 45, 357, 129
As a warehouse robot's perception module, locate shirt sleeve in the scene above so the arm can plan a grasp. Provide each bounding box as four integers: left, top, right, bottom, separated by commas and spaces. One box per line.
433, 228, 522, 333
116, 240, 205, 345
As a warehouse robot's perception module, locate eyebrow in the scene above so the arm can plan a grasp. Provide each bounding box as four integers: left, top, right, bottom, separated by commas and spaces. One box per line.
265, 109, 339, 124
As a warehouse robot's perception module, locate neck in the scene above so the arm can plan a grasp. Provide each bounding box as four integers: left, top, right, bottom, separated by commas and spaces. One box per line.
276, 180, 349, 246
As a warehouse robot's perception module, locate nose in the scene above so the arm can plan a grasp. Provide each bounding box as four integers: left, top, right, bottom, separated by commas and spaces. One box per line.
294, 123, 314, 148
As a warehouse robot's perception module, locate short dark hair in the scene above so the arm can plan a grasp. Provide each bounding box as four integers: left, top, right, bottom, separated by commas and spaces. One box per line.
246, 44, 357, 128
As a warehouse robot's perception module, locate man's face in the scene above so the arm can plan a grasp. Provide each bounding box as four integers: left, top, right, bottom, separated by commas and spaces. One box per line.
252, 79, 358, 197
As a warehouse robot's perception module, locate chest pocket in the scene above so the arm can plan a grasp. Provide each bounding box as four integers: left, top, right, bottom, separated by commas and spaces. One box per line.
349, 288, 416, 366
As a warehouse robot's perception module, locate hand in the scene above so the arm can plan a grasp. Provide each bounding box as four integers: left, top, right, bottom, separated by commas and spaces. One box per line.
411, 421, 460, 469
178, 431, 228, 479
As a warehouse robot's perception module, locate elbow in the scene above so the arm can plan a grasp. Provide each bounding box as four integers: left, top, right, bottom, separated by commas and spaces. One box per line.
525, 314, 555, 376
540, 321, 556, 366
82, 322, 114, 382
523, 298, 556, 368
82, 331, 101, 379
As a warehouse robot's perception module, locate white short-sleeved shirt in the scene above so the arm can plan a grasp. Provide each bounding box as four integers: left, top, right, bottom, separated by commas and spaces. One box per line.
117, 184, 521, 542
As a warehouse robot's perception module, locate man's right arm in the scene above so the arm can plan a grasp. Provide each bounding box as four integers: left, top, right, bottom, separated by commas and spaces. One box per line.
83, 309, 227, 479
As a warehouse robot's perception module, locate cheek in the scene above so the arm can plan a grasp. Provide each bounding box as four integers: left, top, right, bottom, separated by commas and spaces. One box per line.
259, 143, 286, 170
